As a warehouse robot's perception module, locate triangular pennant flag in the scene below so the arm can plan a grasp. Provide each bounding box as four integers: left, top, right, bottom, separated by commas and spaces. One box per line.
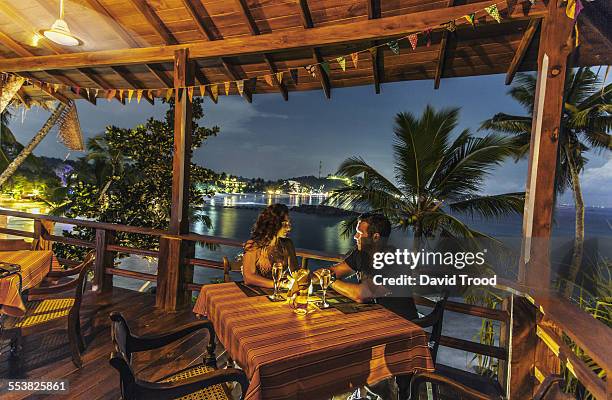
188, 86, 194, 101
320, 62, 330, 75
443, 20, 457, 32
118, 89, 124, 101
85, 88, 90, 99
485, 4, 501, 23
107, 89, 116, 102
136, 89, 143, 104
574, 22, 580, 47
147, 90, 153, 100
210, 84, 218, 102
224, 81, 231, 95
95, 89, 100, 98
237, 80, 244, 96
387, 40, 400, 55
127, 89, 134, 103
305, 64, 317, 77
264, 75, 273, 86
566, 0, 583, 19
53, 83, 61, 92
46, 83, 53, 94
336, 56, 346, 71
464, 13, 476, 27
75, 86, 81, 95
351, 52, 359, 68
177, 88, 184, 102
165, 88, 173, 102
199, 85, 206, 97
275, 71, 284, 83
424, 29, 432, 47
289, 69, 299, 85
408, 33, 418, 50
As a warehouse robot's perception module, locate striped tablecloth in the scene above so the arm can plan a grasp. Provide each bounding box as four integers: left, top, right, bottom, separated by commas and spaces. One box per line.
193, 282, 434, 400
0, 250, 53, 317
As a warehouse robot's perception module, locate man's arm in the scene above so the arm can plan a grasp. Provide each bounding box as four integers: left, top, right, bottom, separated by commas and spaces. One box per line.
330, 277, 389, 304
313, 260, 354, 283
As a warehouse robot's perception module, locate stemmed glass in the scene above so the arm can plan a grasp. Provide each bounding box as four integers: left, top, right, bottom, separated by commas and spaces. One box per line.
319, 269, 332, 308
271, 262, 284, 300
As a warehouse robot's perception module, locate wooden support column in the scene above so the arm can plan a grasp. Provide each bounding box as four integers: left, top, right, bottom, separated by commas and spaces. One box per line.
519, 0, 575, 289
509, 296, 538, 399
93, 228, 115, 294
157, 48, 195, 311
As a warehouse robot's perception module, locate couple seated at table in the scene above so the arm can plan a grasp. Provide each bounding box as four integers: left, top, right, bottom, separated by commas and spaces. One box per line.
242, 204, 418, 320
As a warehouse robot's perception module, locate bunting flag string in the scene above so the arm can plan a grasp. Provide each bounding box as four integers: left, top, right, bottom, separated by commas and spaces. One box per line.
408, 34, 418, 50
4, 2, 536, 103
566, 0, 583, 19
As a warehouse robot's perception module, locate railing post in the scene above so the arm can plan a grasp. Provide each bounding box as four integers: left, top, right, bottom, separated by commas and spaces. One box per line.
157, 236, 194, 311
301, 257, 309, 269
33, 219, 54, 250
93, 228, 115, 293
509, 296, 538, 399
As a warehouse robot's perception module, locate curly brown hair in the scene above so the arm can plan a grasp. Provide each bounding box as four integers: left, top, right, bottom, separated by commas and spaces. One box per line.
245, 203, 289, 250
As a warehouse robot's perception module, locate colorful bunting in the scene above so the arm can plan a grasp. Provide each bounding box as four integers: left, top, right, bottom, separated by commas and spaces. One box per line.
368, 47, 377, 59
289, 69, 299, 85
264, 75, 274, 86
95, 89, 100, 98
388, 40, 400, 55
188, 86, 194, 101
566, 0, 583, 19
165, 88, 173, 102
336, 56, 346, 71
224, 81, 231, 95
464, 13, 476, 27
408, 34, 418, 50
443, 20, 457, 32
305, 64, 317, 78
210, 84, 218, 102
424, 29, 432, 47
107, 89, 116, 102
574, 23, 580, 47
127, 89, 134, 103
351, 52, 359, 68
276, 71, 284, 83
147, 90, 154, 100
118, 89, 124, 102
485, 4, 501, 23
237, 80, 244, 96
53, 83, 61, 92
85, 88, 90, 99
136, 89, 143, 104
200, 85, 207, 97
75, 86, 81, 95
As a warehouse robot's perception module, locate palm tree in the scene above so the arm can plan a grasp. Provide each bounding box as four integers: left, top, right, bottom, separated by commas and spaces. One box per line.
84, 134, 130, 203
480, 68, 612, 295
327, 105, 524, 247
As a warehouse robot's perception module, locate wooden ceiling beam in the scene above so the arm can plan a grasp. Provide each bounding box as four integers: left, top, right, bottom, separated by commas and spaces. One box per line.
0, 30, 34, 57
263, 55, 288, 101
0, 1, 548, 72
145, 64, 173, 88
20, 72, 71, 106
82, 0, 141, 47
221, 58, 252, 103
297, 0, 314, 29
46, 71, 97, 105
110, 66, 155, 105
434, 0, 454, 90
313, 48, 330, 99
506, 18, 541, 85
234, 0, 260, 35
370, 44, 383, 94
367, 0, 381, 19
180, 0, 216, 40
15, 87, 30, 108
128, 0, 178, 45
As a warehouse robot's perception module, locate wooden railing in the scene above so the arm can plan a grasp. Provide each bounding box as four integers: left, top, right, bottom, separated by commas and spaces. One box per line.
0, 208, 609, 399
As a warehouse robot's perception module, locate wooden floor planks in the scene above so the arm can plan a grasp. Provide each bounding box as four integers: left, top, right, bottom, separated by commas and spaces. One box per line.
0, 287, 209, 400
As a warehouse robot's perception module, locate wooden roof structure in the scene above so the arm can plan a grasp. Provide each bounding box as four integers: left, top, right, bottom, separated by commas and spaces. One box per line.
0, 0, 610, 106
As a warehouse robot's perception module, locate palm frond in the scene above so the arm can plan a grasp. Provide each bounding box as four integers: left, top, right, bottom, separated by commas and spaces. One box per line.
449, 192, 524, 219
479, 113, 532, 136
421, 211, 493, 239
508, 74, 537, 111
335, 156, 402, 196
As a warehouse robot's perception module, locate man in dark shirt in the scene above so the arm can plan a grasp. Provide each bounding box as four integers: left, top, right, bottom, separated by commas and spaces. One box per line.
314, 212, 418, 320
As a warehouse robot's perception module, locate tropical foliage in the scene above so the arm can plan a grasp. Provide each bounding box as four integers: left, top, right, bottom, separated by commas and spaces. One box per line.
326, 105, 524, 241
54, 98, 220, 259
481, 68, 612, 295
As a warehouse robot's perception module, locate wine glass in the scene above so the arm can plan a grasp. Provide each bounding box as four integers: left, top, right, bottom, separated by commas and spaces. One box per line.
271, 262, 284, 300
319, 269, 332, 308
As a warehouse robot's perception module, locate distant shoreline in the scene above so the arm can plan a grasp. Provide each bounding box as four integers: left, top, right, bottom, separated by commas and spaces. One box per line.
203, 202, 357, 217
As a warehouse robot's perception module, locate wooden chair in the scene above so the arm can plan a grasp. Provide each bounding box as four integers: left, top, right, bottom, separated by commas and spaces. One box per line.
109, 312, 249, 400
222, 256, 243, 283
411, 294, 448, 364
4, 251, 95, 368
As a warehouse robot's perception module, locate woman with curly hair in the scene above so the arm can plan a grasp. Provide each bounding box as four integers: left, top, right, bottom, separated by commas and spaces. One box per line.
242, 203, 298, 288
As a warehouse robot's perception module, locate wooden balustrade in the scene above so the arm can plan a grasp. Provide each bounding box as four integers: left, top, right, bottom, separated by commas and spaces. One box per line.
0, 208, 609, 399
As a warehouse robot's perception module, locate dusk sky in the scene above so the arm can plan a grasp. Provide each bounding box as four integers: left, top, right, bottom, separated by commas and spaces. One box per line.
8, 73, 612, 207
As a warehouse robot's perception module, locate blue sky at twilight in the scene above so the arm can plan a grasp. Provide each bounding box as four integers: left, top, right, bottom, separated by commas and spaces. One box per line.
8, 73, 612, 207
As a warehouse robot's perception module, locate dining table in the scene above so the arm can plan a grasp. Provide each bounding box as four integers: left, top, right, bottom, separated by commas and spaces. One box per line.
0, 250, 53, 317
193, 282, 434, 400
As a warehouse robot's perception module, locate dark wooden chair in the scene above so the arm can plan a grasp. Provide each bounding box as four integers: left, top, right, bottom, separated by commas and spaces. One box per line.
222, 256, 243, 283
411, 293, 449, 364
4, 251, 95, 368
109, 311, 249, 400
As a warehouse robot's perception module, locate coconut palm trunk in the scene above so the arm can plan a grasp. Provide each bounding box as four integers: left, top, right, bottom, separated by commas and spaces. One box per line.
565, 146, 585, 298
0, 102, 67, 187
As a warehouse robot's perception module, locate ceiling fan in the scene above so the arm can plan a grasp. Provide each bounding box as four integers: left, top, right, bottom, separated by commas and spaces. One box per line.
40, 0, 82, 47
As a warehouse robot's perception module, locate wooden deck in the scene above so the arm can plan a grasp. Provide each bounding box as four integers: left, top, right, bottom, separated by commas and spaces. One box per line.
0, 287, 211, 400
